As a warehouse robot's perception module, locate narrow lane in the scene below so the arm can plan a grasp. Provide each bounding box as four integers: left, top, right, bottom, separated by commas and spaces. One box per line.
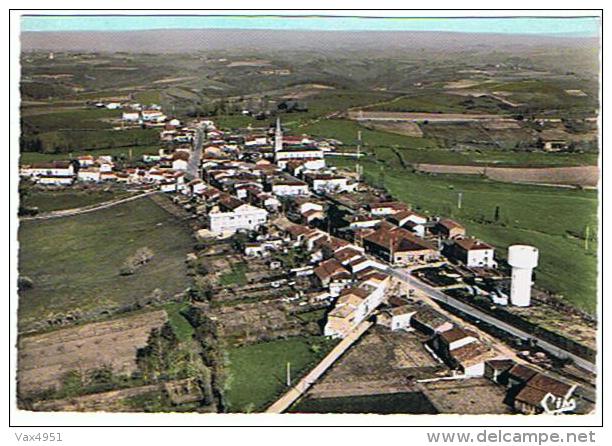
386, 267, 596, 374
265, 321, 373, 414
186, 124, 205, 181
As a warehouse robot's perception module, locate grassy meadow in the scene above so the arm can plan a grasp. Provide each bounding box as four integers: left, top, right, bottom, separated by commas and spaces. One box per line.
21, 188, 131, 213
225, 336, 337, 412
18, 197, 194, 332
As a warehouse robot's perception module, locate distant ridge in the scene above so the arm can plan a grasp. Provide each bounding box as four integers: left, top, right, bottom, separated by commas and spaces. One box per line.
20, 28, 597, 53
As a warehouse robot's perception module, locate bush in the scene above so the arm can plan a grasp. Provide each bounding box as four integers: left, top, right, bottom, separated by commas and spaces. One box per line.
120, 247, 154, 275
18, 276, 34, 291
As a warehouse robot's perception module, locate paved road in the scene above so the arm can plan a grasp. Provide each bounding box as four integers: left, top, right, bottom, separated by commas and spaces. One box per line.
386, 267, 596, 374
21, 190, 158, 221
186, 124, 205, 180
265, 321, 373, 414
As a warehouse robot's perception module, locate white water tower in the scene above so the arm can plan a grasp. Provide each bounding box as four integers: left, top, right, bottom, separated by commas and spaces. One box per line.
508, 245, 539, 307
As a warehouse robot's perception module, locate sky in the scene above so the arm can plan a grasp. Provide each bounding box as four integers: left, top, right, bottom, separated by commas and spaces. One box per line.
20, 15, 601, 37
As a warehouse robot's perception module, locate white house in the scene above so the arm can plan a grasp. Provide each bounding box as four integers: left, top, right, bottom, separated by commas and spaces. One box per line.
369, 201, 409, 216
77, 155, 95, 167
349, 214, 381, 230
452, 238, 496, 268
388, 210, 427, 227
275, 147, 325, 162
251, 192, 281, 212
142, 110, 166, 123
77, 168, 101, 182
21, 161, 74, 178
99, 162, 114, 173
430, 326, 494, 377
97, 155, 113, 164
305, 173, 355, 193
380, 305, 418, 331
172, 158, 189, 171
295, 200, 324, 215
122, 112, 140, 122
208, 196, 268, 234
160, 180, 177, 193
38, 175, 74, 186
244, 136, 269, 147
324, 275, 391, 338
187, 179, 207, 196
143, 154, 162, 163
279, 158, 326, 171
271, 180, 310, 197
388, 210, 428, 237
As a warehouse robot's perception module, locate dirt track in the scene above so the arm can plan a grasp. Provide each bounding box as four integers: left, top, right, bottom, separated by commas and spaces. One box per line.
21, 190, 157, 221
348, 110, 510, 122
414, 164, 599, 187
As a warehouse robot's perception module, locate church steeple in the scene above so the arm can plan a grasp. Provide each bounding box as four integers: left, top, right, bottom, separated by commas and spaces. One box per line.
274, 117, 283, 152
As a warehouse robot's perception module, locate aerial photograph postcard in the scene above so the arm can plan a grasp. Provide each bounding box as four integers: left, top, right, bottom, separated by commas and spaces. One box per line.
12, 11, 601, 423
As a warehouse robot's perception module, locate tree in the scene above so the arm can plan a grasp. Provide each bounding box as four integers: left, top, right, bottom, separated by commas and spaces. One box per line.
136, 322, 181, 383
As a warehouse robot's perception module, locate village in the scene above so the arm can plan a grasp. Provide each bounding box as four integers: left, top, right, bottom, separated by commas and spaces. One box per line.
18, 99, 595, 416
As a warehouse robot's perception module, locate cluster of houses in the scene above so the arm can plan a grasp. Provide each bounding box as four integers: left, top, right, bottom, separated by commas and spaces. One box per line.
19, 156, 121, 186
378, 300, 496, 377
343, 198, 497, 269
19, 149, 190, 189
276, 222, 392, 338
95, 100, 172, 127
377, 299, 578, 414
485, 360, 578, 414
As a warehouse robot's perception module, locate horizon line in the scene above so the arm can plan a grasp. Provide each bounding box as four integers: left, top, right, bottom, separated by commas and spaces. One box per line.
20, 15, 601, 38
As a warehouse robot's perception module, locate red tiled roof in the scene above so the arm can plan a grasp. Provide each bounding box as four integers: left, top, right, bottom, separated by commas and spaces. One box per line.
314, 258, 350, 282
455, 237, 493, 251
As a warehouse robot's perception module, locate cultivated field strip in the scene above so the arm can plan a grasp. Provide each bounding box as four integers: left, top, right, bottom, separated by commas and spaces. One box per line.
18, 310, 167, 396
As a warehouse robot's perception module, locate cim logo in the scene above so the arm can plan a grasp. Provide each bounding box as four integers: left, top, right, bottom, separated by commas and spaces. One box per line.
541, 392, 577, 414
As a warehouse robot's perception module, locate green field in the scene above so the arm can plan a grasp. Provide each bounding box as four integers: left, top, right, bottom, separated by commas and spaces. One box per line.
297, 118, 596, 167
163, 302, 195, 343
218, 262, 248, 287
291, 392, 439, 414
330, 157, 598, 314
22, 108, 119, 132
225, 336, 337, 412
22, 128, 159, 154
297, 118, 440, 148
134, 90, 162, 104
213, 114, 261, 129
18, 197, 194, 332
389, 147, 598, 168
20, 188, 131, 213
21, 106, 159, 154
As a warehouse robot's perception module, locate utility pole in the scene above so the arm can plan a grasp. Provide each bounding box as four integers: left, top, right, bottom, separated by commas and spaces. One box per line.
457, 192, 463, 210
585, 225, 590, 251
356, 130, 362, 181
286, 362, 291, 386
